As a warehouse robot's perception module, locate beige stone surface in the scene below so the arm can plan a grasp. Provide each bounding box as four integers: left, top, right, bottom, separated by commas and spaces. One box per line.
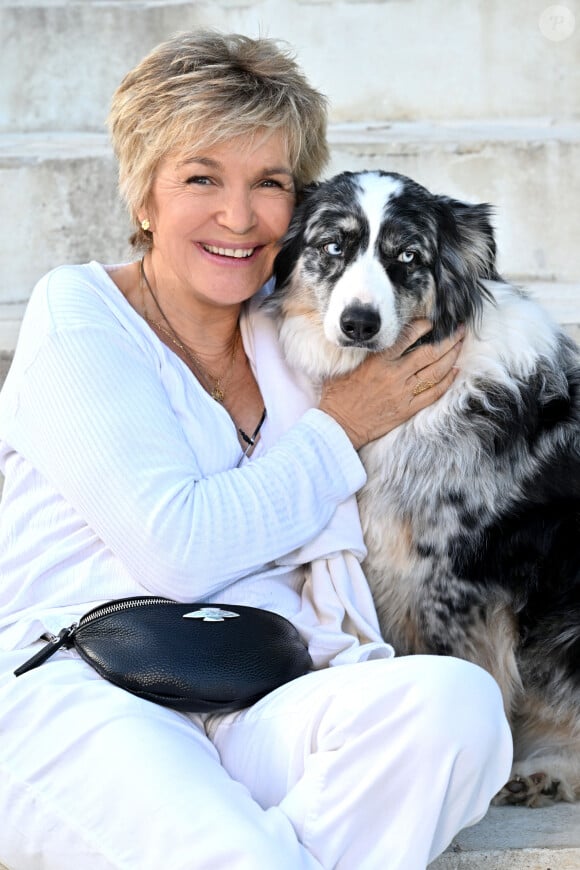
2, 126, 579, 303
1, 0, 578, 131
430, 804, 580, 869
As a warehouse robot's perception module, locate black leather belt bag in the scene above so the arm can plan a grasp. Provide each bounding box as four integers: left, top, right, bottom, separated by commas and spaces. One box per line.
14, 596, 313, 712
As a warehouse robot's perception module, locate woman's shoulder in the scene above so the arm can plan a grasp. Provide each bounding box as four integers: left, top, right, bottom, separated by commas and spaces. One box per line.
30, 261, 128, 325
23, 261, 135, 335
10, 261, 141, 370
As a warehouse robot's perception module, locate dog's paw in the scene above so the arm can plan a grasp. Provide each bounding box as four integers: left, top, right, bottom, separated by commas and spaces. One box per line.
493, 767, 578, 807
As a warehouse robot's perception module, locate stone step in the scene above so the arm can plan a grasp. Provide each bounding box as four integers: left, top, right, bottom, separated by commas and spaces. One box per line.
1, 124, 579, 304
0, 134, 132, 305
2, 0, 578, 131
430, 804, 580, 869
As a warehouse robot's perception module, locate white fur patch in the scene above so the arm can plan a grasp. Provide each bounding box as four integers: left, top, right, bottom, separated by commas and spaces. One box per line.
358, 173, 404, 243
323, 174, 404, 348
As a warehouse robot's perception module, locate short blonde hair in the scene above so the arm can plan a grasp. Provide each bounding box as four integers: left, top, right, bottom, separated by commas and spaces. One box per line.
108, 29, 329, 248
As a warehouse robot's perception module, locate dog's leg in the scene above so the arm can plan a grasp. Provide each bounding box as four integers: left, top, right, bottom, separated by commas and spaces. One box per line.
494, 752, 580, 807
416, 577, 522, 718
494, 677, 580, 806
458, 602, 522, 719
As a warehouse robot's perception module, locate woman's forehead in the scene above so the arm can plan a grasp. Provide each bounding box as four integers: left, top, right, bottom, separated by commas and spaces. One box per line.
167, 129, 292, 170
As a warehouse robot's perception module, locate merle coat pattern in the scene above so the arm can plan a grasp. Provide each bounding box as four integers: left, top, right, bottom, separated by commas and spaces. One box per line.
265, 170, 580, 807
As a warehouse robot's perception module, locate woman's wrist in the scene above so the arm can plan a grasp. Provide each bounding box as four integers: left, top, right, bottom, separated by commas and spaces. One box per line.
317, 399, 368, 450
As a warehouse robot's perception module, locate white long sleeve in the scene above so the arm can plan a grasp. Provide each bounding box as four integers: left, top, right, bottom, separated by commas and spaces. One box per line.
0, 263, 367, 648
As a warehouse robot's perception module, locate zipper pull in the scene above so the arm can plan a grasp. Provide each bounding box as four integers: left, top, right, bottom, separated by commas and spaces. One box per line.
14, 625, 77, 677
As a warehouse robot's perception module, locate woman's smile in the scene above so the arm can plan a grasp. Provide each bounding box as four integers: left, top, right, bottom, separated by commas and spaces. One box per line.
198, 242, 262, 262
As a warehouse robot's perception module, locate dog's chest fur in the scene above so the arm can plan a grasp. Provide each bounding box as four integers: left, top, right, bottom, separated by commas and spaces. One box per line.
354, 296, 555, 651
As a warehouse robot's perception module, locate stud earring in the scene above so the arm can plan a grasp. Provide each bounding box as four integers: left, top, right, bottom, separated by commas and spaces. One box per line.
141, 218, 151, 232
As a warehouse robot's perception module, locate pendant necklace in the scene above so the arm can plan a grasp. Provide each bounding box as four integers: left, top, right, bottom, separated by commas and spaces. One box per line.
139, 257, 267, 459
139, 257, 238, 403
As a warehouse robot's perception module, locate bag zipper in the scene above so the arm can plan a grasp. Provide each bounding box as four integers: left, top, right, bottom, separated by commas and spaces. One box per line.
77, 596, 174, 627
13, 625, 78, 676
13, 596, 174, 677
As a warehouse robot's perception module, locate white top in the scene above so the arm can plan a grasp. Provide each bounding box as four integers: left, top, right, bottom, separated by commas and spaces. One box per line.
0, 262, 393, 665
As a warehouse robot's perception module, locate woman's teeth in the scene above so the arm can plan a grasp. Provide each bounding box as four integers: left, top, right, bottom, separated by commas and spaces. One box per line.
203, 245, 255, 258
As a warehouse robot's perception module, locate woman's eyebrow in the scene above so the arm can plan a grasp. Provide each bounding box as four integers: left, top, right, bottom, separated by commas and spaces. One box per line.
178, 156, 221, 169
262, 167, 294, 178
178, 156, 293, 177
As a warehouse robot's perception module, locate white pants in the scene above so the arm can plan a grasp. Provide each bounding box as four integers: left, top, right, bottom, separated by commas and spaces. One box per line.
0, 646, 512, 870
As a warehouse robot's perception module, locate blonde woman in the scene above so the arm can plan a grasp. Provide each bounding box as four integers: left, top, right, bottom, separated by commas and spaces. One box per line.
0, 31, 511, 870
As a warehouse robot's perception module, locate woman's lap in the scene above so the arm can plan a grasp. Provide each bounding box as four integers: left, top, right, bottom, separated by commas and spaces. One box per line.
0, 647, 512, 870
0, 646, 320, 870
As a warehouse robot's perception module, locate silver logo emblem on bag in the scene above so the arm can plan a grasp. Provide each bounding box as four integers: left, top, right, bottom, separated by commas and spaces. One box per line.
182, 607, 240, 622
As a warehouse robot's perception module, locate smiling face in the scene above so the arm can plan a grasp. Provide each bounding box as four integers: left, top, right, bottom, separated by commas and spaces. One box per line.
143, 131, 296, 312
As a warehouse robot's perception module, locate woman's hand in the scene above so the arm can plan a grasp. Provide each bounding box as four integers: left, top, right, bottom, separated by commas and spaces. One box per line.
318, 320, 465, 450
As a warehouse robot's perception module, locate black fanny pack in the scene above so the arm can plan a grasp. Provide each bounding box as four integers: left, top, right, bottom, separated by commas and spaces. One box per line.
15, 596, 313, 713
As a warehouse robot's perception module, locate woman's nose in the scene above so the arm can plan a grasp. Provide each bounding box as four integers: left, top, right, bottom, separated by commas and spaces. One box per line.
216, 189, 257, 234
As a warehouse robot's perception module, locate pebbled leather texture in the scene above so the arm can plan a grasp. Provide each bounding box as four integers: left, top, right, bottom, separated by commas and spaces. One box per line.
72, 599, 313, 712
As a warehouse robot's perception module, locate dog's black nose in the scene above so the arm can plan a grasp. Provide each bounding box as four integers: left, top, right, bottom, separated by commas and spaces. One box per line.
340, 305, 381, 342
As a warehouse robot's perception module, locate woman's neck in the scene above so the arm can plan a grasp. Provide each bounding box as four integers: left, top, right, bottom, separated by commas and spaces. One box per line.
141, 253, 241, 365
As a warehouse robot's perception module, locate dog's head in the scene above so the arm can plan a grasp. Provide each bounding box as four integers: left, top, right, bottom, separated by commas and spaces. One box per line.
266, 170, 499, 376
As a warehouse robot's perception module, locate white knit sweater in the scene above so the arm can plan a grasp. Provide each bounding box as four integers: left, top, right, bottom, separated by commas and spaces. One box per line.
0, 263, 392, 664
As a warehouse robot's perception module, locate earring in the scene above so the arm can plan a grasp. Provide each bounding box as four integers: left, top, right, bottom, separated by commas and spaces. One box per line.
141, 218, 151, 232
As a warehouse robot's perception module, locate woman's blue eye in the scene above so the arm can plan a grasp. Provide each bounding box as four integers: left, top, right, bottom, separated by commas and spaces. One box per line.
186, 176, 212, 185
397, 250, 416, 264
323, 242, 343, 257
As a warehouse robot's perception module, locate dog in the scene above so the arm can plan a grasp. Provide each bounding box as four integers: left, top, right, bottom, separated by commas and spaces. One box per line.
264, 169, 580, 807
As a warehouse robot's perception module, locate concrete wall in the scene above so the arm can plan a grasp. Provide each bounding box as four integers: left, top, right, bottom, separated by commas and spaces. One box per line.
1, 0, 579, 303
3, 0, 579, 130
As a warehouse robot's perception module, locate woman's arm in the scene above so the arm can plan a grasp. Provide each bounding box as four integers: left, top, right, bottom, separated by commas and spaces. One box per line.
4, 322, 365, 600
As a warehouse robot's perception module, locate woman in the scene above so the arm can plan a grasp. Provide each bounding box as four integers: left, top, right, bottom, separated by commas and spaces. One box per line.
0, 30, 512, 870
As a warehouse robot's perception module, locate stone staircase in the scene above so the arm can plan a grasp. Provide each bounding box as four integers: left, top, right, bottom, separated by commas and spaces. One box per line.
1, 1, 579, 867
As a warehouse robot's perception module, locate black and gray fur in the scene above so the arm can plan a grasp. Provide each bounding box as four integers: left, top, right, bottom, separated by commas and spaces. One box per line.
266, 170, 580, 807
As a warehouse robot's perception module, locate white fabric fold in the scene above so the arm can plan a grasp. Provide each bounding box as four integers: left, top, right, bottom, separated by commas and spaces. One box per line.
241, 295, 394, 668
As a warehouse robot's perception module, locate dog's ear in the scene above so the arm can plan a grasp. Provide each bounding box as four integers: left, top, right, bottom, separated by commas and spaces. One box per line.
432, 197, 500, 333
271, 183, 319, 291
295, 181, 320, 207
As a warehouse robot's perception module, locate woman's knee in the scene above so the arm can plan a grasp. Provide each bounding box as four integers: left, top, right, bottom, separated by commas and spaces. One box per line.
415, 656, 513, 774
319, 655, 511, 768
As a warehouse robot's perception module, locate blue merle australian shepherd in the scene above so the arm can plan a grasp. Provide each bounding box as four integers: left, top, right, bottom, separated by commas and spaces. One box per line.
265, 170, 580, 807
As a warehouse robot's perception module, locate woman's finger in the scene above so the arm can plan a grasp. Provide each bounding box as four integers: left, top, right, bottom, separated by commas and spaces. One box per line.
397, 325, 465, 376
409, 366, 459, 409
410, 334, 464, 387
386, 319, 435, 359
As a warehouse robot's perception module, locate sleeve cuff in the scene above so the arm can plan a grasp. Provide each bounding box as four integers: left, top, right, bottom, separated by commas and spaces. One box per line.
299, 408, 367, 495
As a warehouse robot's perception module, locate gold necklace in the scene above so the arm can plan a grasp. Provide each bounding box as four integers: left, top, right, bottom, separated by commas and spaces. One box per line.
140, 257, 239, 403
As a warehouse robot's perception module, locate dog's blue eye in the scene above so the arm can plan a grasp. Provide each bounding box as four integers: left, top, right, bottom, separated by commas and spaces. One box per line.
397, 250, 416, 264
323, 242, 343, 257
